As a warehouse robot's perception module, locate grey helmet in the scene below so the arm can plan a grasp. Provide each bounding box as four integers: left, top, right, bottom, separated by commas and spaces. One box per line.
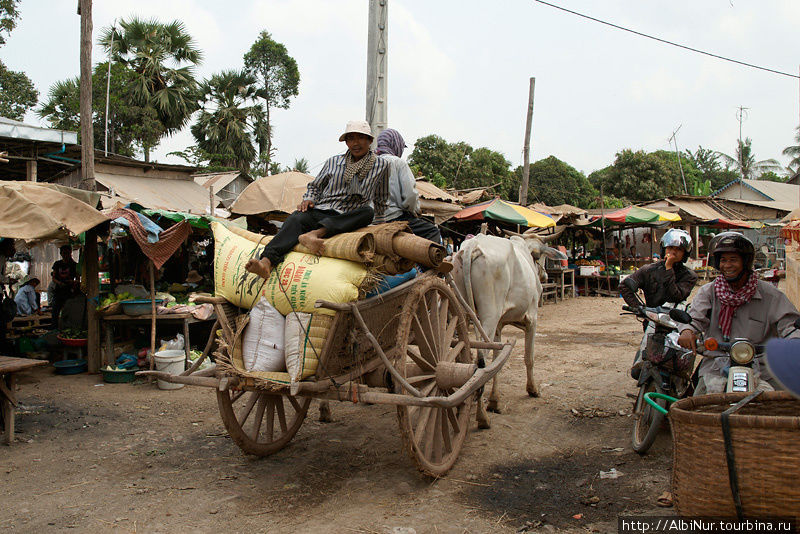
659, 228, 692, 262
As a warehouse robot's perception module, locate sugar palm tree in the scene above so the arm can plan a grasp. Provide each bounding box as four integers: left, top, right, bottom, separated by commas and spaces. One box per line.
717, 138, 782, 180
99, 17, 202, 161
191, 70, 264, 172
783, 126, 800, 175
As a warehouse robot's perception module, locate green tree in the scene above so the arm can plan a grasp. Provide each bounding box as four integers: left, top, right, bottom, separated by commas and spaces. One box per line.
758, 171, 787, 183
717, 138, 782, 180
0, 60, 38, 120
38, 62, 164, 157
408, 134, 513, 196
649, 149, 701, 195
592, 149, 685, 202
243, 31, 300, 171
290, 157, 309, 173
0, 0, 20, 47
685, 146, 740, 192
514, 156, 596, 208
99, 17, 202, 161
191, 70, 265, 172
783, 126, 800, 175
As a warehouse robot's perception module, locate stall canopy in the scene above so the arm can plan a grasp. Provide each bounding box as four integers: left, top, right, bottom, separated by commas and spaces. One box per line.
588, 205, 681, 226
0, 181, 108, 240
454, 198, 556, 228
230, 171, 314, 215
95, 173, 220, 214
140, 208, 246, 230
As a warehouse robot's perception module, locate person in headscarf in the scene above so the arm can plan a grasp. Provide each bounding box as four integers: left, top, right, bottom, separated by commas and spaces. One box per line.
373, 128, 442, 244
246, 120, 389, 280
14, 275, 40, 316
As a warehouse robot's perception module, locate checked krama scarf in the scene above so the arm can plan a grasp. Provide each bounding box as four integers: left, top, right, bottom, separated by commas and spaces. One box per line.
714, 271, 758, 338
343, 149, 377, 195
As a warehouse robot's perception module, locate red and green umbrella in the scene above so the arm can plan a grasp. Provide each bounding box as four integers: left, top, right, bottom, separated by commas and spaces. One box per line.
589, 206, 681, 226
454, 198, 556, 228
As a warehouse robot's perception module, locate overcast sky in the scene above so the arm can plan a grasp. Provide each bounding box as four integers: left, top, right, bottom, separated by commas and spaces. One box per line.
3, 1, 799, 177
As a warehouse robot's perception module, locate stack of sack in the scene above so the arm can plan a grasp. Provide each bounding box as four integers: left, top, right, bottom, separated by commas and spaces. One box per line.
211, 221, 446, 383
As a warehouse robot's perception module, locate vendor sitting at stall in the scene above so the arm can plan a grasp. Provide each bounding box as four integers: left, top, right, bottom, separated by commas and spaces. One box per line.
185, 261, 204, 287
13, 275, 40, 316
246, 120, 389, 280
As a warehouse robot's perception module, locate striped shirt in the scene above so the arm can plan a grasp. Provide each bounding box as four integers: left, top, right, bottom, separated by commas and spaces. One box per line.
303, 153, 390, 216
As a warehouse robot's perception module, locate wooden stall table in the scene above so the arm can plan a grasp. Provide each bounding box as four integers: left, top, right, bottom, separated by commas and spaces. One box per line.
546, 268, 576, 301
6, 313, 53, 340
101, 312, 216, 368
575, 274, 620, 297
0, 356, 48, 444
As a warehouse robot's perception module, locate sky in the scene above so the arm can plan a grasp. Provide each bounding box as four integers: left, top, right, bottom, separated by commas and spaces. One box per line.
3, 0, 799, 177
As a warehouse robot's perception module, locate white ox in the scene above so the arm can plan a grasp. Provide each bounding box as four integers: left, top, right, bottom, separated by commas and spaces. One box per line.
451, 231, 565, 428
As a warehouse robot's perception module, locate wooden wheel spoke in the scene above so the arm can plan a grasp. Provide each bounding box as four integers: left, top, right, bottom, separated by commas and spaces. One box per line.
237, 392, 259, 423
445, 407, 460, 436
407, 374, 435, 385
275, 397, 288, 433
265, 397, 275, 442
250, 395, 268, 441
287, 395, 302, 413
422, 294, 439, 358
431, 409, 444, 463
414, 406, 434, 448
407, 344, 435, 373
422, 402, 439, 460
445, 341, 465, 364
438, 297, 449, 344
439, 408, 452, 455
231, 390, 246, 403
442, 318, 458, 358
427, 292, 441, 356
412, 316, 437, 364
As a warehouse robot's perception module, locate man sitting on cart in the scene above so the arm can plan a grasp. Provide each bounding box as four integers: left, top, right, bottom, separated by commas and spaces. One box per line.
677, 232, 800, 395
246, 120, 389, 280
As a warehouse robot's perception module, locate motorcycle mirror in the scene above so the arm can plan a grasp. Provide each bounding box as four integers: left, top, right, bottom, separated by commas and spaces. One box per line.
669, 309, 692, 324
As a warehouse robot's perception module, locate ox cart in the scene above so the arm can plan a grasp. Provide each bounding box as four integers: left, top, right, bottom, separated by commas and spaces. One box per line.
139, 270, 513, 476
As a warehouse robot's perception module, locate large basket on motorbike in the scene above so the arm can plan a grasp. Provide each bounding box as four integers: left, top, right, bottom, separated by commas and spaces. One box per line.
669, 391, 800, 518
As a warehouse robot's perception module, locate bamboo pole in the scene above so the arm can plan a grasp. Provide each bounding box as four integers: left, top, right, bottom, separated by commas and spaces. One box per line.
85, 228, 101, 372
148, 260, 156, 380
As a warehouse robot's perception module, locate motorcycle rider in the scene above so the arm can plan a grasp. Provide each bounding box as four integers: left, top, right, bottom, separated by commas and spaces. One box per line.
677, 232, 800, 395
620, 228, 698, 378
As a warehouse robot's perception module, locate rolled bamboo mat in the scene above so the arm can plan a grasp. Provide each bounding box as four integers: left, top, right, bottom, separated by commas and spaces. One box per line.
372, 254, 416, 275
369, 221, 411, 260
392, 233, 446, 267
293, 231, 375, 263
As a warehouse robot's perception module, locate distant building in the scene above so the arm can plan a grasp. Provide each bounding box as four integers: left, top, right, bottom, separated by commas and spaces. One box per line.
194, 171, 253, 208
712, 178, 799, 221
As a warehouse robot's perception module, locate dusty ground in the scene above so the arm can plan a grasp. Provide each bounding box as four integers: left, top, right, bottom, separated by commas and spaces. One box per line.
1, 296, 676, 534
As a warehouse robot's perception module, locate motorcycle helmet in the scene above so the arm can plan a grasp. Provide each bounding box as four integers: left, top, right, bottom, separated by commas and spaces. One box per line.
708, 231, 755, 271
659, 228, 692, 262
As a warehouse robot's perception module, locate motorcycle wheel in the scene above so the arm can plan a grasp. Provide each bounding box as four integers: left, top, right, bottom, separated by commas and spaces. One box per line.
631, 379, 665, 454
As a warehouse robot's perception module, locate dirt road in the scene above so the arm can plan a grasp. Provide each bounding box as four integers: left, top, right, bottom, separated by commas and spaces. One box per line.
1, 296, 673, 533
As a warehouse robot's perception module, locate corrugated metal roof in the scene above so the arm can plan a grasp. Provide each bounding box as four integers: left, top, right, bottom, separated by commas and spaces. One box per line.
193, 171, 243, 190
95, 173, 221, 214
741, 179, 799, 201
0, 116, 78, 144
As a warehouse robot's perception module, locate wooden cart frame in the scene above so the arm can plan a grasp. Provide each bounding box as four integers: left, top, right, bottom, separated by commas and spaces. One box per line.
139, 271, 512, 476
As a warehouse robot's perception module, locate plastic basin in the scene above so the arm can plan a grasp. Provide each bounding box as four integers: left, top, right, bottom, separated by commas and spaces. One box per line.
53, 359, 88, 375
120, 299, 165, 316
101, 368, 138, 383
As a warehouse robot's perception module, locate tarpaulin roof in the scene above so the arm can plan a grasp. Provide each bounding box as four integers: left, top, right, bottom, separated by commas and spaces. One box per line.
454, 198, 556, 228
95, 173, 220, 214
230, 171, 313, 215
415, 179, 460, 203
588, 205, 681, 226
0, 116, 78, 144
141, 208, 246, 230
0, 180, 108, 240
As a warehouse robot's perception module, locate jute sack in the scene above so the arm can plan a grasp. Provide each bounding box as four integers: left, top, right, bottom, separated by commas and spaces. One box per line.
242, 298, 285, 372
212, 221, 369, 313
284, 312, 333, 382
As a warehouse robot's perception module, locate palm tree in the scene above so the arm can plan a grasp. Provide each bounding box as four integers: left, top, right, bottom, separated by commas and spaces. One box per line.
99, 17, 202, 161
190, 70, 264, 172
717, 138, 782, 180
783, 126, 800, 175
291, 158, 309, 173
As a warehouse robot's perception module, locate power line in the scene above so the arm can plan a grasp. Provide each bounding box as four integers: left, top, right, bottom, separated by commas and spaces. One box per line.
530, 0, 800, 80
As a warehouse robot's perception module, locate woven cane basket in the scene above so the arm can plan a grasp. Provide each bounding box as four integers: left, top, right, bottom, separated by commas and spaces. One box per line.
670, 391, 800, 517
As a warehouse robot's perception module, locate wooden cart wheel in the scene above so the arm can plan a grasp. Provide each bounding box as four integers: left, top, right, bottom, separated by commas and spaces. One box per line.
217, 389, 311, 456
395, 276, 474, 476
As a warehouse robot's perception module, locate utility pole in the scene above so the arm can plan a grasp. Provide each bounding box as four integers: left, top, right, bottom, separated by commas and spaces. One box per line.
518, 77, 535, 207
104, 19, 115, 157
668, 125, 687, 195
78, 0, 95, 191
736, 105, 749, 147
366, 0, 388, 141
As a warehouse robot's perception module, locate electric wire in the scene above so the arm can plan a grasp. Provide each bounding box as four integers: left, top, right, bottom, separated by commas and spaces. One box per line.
530, 0, 800, 80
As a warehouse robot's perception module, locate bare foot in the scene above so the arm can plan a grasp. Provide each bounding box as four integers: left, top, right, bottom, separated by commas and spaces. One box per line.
298, 231, 326, 256
245, 257, 272, 280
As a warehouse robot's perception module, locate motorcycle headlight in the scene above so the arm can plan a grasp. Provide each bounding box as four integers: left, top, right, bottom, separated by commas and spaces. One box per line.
730, 341, 755, 365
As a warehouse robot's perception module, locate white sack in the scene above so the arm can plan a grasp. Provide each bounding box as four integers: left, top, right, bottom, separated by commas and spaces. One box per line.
284, 312, 313, 381
242, 298, 286, 372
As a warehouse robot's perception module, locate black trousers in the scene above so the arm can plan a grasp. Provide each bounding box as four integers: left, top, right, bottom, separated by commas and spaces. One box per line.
260, 206, 374, 265
394, 212, 442, 244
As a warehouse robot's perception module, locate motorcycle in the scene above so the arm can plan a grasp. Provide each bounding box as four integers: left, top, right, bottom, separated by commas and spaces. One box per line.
623, 302, 695, 454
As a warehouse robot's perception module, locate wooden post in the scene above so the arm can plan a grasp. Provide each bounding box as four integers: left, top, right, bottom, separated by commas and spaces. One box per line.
518, 77, 535, 207
79, 0, 95, 191
149, 261, 157, 378
600, 184, 609, 271
209, 185, 214, 217
26, 160, 37, 182
85, 228, 101, 372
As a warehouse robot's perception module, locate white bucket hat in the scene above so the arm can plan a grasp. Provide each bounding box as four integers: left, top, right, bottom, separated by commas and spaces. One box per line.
339, 120, 373, 142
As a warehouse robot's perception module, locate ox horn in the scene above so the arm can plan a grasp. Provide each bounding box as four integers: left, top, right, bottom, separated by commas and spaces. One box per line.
502, 229, 524, 238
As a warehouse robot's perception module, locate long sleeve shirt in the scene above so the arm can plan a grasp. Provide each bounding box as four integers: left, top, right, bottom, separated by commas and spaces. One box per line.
302, 153, 390, 217
619, 260, 697, 308
14, 284, 38, 315
374, 154, 420, 223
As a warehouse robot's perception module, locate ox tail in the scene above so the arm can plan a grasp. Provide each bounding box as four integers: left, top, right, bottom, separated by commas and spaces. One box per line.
464, 245, 477, 313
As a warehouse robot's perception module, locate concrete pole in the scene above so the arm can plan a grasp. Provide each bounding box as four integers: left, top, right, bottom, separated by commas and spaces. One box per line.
366, 0, 388, 141
519, 77, 535, 206
79, 0, 95, 191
